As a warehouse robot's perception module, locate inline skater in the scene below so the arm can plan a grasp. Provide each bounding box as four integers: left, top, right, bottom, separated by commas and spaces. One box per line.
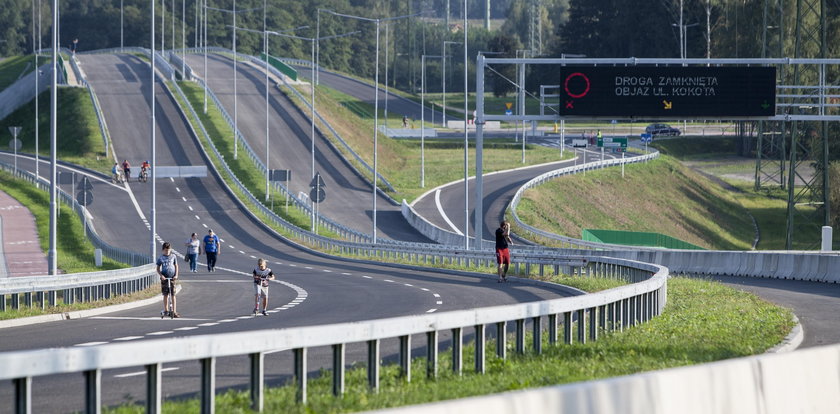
252, 258, 275, 316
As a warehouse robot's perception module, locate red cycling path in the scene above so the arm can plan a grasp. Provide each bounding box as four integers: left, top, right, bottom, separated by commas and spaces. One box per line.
0, 189, 49, 278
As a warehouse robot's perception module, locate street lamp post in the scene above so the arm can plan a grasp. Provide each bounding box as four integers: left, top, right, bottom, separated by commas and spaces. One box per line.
420, 54, 443, 188
321, 9, 422, 243
206, 4, 260, 160
265, 29, 358, 231
461, 0, 468, 250
442, 40, 462, 128
49, 0, 58, 275
151, 0, 158, 261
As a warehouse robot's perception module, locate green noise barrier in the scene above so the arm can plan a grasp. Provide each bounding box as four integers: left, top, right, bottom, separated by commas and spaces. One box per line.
259, 53, 297, 82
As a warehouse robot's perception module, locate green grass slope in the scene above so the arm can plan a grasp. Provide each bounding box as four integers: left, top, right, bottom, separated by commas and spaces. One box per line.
516, 156, 755, 250
1, 88, 110, 173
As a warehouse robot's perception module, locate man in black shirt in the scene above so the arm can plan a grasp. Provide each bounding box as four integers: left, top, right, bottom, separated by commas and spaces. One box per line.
495, 221, 512, 282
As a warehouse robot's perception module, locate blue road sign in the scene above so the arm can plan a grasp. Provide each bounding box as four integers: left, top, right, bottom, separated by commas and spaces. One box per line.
641, 133, 652, 143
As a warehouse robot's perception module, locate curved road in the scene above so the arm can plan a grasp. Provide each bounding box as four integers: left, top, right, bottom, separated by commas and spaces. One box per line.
0, 53, 574, 411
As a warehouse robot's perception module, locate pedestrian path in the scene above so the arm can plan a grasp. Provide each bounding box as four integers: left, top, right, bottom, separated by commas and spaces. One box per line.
0, 190, 49, 277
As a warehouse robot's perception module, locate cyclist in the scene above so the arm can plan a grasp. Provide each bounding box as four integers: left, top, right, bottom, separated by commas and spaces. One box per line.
156, 241, 180, 317
140, 160, 151, 182
252, 258, 275, 316
111, 162, 123, 183
122, 160, 131, 183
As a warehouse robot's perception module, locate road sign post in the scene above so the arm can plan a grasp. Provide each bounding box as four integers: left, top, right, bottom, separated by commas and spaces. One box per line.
8, 126, 22, 176
309, 173, 326, 233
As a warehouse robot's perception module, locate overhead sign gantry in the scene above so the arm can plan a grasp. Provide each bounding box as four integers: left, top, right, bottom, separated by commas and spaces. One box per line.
558, 66, 776, 117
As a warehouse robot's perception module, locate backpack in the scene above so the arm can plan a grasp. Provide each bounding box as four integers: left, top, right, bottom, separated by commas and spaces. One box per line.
160, 255, 176, 278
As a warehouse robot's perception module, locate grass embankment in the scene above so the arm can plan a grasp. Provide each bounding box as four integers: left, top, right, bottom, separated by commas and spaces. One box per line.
105, 276, 793, 413
652, 137, 834, 250
284, 84, 572, 202
515, 155, 755, 250
171, 81, 340, 240
0, 55, 48, 91
1, 88, 111, 173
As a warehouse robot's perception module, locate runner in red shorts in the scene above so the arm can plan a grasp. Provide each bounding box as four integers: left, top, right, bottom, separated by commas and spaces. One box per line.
495, 220, 512, 282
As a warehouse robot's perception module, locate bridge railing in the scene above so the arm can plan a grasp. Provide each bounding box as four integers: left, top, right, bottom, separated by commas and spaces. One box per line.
0, 254, 668, 412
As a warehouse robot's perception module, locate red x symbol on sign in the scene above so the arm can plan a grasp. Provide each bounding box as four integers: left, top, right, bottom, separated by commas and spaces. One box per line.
565, 100, 574, 109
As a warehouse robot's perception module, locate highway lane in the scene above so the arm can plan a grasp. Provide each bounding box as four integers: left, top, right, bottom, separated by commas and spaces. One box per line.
412, 145, 613, 242
293, 64, 444, 126
185, 53, 429, 243
0, 53, 577, 410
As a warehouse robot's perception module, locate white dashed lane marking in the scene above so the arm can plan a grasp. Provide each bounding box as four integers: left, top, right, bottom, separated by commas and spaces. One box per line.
147, 331, 174, 336
75, 341, 108, 347
426, 309, 437, 313
114, 336, 144, 341
188, 205, 193, 211
181, 196, 187, 202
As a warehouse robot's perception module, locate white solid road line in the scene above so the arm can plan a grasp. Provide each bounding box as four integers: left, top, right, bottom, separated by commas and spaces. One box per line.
435, 189, 463, 235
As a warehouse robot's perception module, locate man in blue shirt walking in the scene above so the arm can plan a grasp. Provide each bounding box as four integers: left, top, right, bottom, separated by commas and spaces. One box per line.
201, 229, 221, 272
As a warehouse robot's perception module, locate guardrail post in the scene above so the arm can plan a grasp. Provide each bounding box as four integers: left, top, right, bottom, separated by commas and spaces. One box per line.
200, 357, 215, 414
548, 314, 558, 344
621, 299, 629, 330
398, 336, 410, 382
145, 363, 161, 414
249, 352, 264, 412
598, 305, 607, 331
1, 294, 5, 311
367, 339, 380, 391
14, 377, 31, 414
515, 319, 525, 354
293, 347, 307, 403
475, 324, 485, 374
49, 291, 57, 307
577, 309, 586, 344
333, 344, 345, 395
426, 331, 438, 378
495, 322, 506, 359
84, 369, 101, 414
452, 328, 462, 374
24, 293, 32, 308
589, 307, 597, 341
532, 316, 542, 354
11, 293, 19, 309
563, 312, 572, 344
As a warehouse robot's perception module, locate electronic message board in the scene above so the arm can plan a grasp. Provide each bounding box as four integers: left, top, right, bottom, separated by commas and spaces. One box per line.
558, 66, 776, 117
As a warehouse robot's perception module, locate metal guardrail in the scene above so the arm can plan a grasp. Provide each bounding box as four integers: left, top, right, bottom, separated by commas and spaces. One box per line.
0, 255, 668, 412
508, 150, 662, 250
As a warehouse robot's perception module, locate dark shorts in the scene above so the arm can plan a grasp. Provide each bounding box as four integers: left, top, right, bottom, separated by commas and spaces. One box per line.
161, 279, 176, 295
495, 248, 510, 265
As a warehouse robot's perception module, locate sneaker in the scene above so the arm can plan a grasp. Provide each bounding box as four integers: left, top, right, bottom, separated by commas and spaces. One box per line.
497, 279, 503, 283
172, 312, 180, 318
503, 276, 508, 282
261, 310, 268, 316
253, 308, 259, 314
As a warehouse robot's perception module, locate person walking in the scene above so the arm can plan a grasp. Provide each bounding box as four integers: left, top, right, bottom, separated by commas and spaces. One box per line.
156, 241, 180, 317
252, 258, 275, 316
495, 220, 513, 282
202, 229, 221, 272
184, 232, 200, 273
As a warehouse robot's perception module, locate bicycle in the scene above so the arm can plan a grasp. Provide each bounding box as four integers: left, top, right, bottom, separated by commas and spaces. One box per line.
112, 171, 124, 184
139, 169, 149, 183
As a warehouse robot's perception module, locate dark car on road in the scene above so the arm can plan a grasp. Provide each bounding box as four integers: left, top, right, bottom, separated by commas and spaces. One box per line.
645, 123, 681, 136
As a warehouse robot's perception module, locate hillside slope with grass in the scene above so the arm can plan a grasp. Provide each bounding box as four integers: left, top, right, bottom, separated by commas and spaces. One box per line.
1, 88, 109, 173
516, 156, 755, 250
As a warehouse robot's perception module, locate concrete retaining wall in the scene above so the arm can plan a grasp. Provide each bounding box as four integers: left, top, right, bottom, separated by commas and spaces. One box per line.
366, 342, 840, 414
0, 63, 55, 120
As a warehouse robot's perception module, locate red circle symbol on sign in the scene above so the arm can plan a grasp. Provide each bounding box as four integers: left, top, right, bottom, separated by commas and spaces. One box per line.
564, 72, 590, 99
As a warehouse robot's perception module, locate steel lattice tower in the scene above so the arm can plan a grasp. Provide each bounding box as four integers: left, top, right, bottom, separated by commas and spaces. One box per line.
785, 0, 830, 249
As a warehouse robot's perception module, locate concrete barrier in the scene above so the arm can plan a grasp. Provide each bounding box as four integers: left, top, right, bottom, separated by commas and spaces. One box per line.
364, 342, 840, 414
0, 63, 54, 120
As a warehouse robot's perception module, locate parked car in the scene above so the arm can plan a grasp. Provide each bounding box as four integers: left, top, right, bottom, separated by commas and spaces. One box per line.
645, 123, 681, 136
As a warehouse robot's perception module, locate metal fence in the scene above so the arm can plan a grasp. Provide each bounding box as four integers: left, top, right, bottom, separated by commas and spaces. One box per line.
0, 254, 668, 413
